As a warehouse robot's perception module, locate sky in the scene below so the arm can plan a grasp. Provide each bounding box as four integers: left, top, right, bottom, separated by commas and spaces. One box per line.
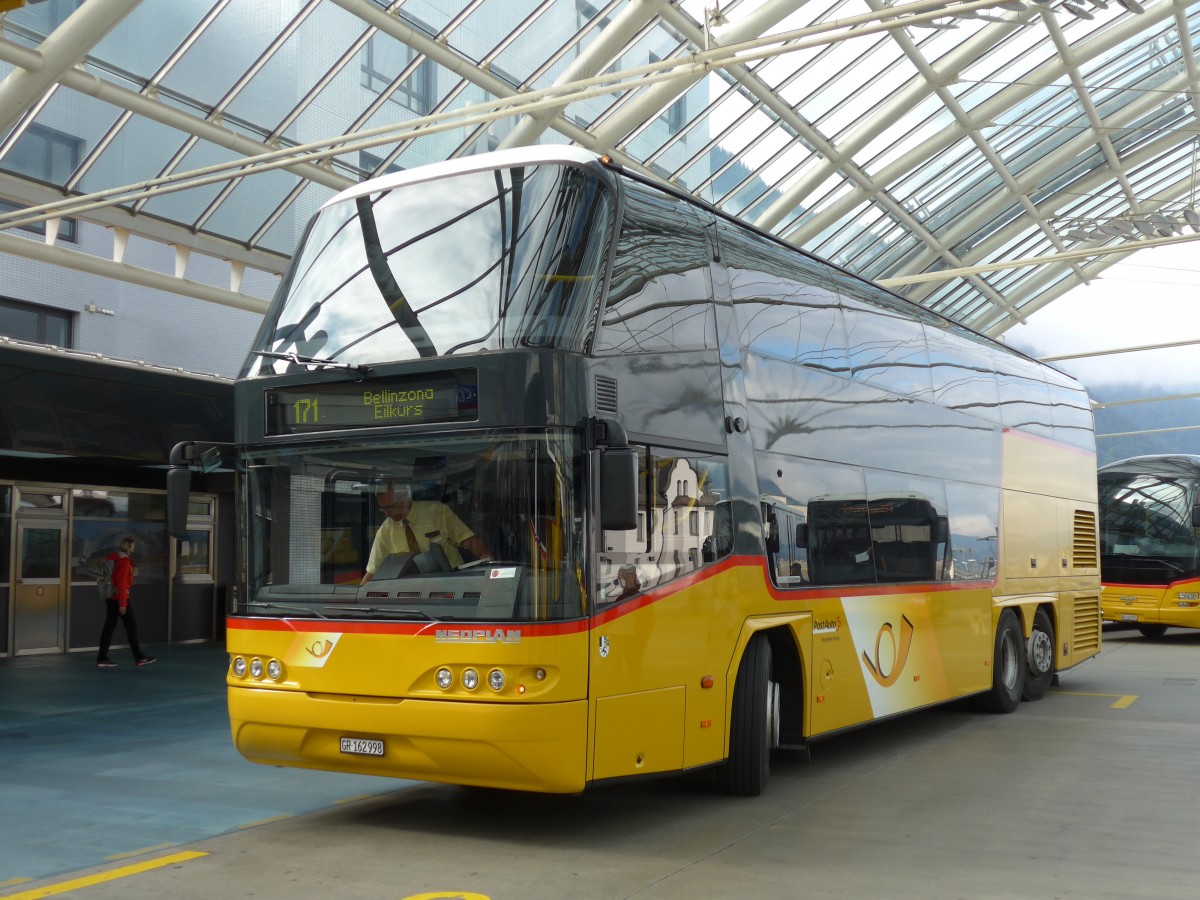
1001, 241, 1200, 398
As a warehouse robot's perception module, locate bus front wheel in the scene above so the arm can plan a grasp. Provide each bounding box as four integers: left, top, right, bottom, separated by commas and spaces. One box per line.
982, 609, 1024, 713
1137, 624, 1168, 639
1021, 607, 1055, 701
717, 633, 777, 796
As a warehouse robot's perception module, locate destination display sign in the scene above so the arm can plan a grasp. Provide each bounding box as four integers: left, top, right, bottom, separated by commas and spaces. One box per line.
265, 369, 478, 435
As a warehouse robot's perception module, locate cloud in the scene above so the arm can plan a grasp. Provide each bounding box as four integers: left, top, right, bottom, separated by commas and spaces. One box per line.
1002, 243, 1200, 392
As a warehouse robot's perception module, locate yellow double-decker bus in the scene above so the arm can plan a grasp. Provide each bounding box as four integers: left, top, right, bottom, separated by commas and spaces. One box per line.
168, 147, 1101, 795
1099, 454, 1200, 636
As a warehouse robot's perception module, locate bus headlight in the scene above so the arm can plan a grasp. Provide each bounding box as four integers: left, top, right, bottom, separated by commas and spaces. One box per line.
250, 657, 264, 679
266, 659, 283, 681
462, 668, 479, 690
488, 669, 505, 691
436, 667, 453, 689
232, 656, 247, 678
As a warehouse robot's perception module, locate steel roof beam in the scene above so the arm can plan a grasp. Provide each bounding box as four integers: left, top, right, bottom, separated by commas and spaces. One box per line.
899, 64, 1197, 310
697, 17, 1018, 316
0, 231, 268, 314
586, 0, 809, 150
777, 4, 1171, 248
498, 0, 673, 150
971, 161, 1200, 334
0, 0, 141, 131
330, 0, 657, 179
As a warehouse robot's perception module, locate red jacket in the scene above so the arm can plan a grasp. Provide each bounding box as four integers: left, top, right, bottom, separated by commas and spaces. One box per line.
107, 551, 135, 604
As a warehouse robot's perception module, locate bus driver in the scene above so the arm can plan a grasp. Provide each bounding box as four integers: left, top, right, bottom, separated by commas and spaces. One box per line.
361, 480, 491, 584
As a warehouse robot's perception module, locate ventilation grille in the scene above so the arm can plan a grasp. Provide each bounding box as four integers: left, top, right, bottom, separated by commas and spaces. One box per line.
1073, 594, 1101, 655
595, 376, 618, 415
1072, 509, 1098, 569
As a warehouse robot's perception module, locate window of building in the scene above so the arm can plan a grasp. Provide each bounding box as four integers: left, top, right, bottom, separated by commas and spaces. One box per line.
649, 53, 687, 135
361, 34, 436, 116
4, 122, 83, 185
69, 489, 168, 585
1, 122, 83, 242
0, 297, 72, 347
358, 150, 404, 180
0, 199, 77, 242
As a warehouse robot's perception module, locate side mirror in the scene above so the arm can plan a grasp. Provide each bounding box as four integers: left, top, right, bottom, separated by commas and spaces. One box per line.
167, 467, 192, 540
934, 515, 950, 544
595, 418, 637, 531
795, 523, 809, 550
167, 441, 196, 541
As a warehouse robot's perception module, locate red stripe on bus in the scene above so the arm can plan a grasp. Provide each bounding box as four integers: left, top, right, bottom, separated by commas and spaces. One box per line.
231, 559, 997, 634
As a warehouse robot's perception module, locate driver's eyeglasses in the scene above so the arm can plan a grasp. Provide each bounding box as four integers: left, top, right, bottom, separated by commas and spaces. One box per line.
378, 502, 406, 513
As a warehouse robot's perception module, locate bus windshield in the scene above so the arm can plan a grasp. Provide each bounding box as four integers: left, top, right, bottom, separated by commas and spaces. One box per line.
1099, 470, 1200, 584
239, 429, 583, 622
243, 161, 613, 376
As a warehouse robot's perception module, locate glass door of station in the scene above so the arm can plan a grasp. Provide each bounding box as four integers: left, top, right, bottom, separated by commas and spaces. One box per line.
12, 489, 67, 655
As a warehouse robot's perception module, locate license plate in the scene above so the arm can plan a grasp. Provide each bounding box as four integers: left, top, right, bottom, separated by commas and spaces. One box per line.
1120, 614, 1138, 622
340, 737, 384, 757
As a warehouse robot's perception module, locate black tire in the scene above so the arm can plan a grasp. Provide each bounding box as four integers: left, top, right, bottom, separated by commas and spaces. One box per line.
717, 634, 776, 796
982, 609, 1025, 713
1022, 607, 1055, 701
1137, 624, 1168, 639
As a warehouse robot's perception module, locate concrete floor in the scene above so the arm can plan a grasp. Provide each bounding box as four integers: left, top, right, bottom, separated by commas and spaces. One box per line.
2, 626, 1198, 900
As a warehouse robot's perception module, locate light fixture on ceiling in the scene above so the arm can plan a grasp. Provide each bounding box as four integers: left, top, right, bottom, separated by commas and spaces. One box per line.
1055, 207, 1200, 242
703, 3, 726, 51
1116, 0, 1145, 12
1062, 1, 1094, 19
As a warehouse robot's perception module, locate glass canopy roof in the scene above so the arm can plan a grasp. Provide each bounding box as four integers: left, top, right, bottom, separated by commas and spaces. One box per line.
0, 0, 1196, 337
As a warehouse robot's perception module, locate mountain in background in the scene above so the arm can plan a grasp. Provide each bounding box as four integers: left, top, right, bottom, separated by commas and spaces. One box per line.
1087, 385, 1200, 466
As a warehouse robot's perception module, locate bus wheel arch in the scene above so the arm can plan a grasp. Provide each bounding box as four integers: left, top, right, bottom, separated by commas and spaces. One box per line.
1021, 605, 1056, 701
981, 608, 1025, 713
716, 632, 778, 796
758, 626, 805, 750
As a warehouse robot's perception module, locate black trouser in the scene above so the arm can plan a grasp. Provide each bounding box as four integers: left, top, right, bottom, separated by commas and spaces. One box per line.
98, 598, 144, 661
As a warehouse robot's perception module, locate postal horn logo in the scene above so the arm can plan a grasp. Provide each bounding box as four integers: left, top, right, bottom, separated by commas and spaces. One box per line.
862, 615, 914, 687
306, 637, 336, 659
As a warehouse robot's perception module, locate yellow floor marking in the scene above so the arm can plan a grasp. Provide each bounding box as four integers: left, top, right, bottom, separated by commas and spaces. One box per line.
1053, 690, 1139, 708
3, 851, 207, 899
334, 794, 374, 805
106, 843, 176, 861
401, 893, 491, 900
0, 879, 32, 888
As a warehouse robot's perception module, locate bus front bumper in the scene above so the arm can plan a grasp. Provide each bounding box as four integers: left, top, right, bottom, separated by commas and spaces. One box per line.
229, 686, 588, 794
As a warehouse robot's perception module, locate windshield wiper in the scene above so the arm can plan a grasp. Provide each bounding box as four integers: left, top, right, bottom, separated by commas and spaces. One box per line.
323, 605, 436, 620
253, 350, 373, 375
244, 601, 328, 619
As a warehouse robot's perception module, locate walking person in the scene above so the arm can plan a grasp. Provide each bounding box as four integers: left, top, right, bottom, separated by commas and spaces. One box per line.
96, 537, 157, 669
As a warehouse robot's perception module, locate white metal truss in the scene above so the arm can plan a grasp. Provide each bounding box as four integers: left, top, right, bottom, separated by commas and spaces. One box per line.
0, 0, 1194, 335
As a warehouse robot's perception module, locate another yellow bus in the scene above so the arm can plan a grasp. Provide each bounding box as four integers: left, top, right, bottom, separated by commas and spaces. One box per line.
1099, 454, 1200, 637
169, 147, 1101, 795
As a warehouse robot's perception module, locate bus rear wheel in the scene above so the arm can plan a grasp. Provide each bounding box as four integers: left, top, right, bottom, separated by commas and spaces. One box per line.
717, 633, 778, 796
1021, 607, 1055, 701
982, 609, 1024, 713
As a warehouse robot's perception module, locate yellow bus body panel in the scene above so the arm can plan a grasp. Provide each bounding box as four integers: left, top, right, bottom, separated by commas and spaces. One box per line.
1101, 577, 1200, 631
227, 622, 591, 793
